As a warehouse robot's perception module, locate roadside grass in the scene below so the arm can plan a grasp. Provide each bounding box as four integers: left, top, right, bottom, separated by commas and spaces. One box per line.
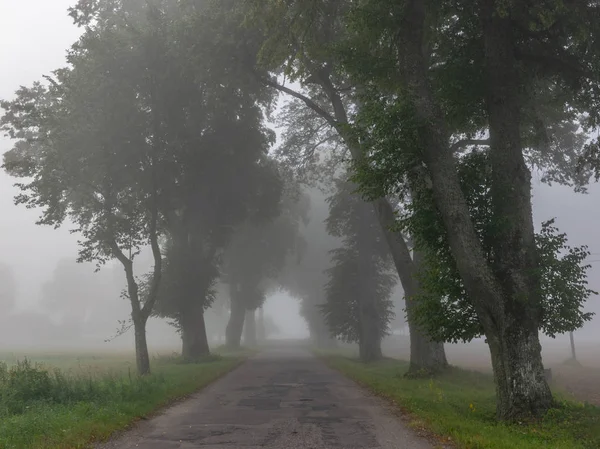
320, 354, 600, 449
0, 350, 248, 449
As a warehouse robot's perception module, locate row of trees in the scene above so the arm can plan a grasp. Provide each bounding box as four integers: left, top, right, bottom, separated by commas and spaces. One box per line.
2, 0, 598, 422
245, 0, 599, 420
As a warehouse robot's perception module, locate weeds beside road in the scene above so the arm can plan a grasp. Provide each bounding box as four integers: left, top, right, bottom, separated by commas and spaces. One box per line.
321, 355, 600, 449
0, 351, 247, 449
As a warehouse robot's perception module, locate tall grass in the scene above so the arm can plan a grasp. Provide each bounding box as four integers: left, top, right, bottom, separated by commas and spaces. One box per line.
0, 355, 242, 449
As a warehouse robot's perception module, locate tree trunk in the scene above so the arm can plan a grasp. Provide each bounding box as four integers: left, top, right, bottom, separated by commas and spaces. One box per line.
181, 300, 210, 360
405, 296, 447, 374
114, 252, 152, 377
482, 1, 552, 419
133, 315, 151, 376
226, 285, 245, 348
357, 300, 383, 362
405, 250, 448, 375
488, 327, 552, 419
257, 307, 266, 343
569, 332, 577, 361
244, 309, 257, 346
373, 199, 447, 373
392, 0, 552, 419
268, 65, 447, 373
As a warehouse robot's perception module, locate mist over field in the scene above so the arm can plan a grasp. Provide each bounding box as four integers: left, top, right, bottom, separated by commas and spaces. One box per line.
1, 2, 600, 448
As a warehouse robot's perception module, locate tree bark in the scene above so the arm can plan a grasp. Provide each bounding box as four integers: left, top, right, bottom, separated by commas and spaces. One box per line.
132, 315, 150, 376
373, 200, 447, 373
393, 0, 552, 419
181, 300, 210, 360
404, 250, 448, 374
226, 284, 245, 348
244, 309, 257, 346
482, 2, 552, 418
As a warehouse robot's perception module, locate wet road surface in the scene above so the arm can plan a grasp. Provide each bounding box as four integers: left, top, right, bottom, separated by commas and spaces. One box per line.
100, 348, 433, 448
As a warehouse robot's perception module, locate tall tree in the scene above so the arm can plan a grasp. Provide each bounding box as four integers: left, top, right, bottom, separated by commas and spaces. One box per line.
277, 186, 340, 348
322, 178, 396, 361
245, 0, 448, 374
341, 0, 600, 419
222, 179, 307, 348
1, 9, 164, 374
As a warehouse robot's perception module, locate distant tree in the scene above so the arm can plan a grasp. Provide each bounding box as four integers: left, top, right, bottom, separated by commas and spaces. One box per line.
221, 180, 308, 348
321, 178, 396, 362
263, 312, 282, 339
277, 186, 340, 348
243, 0, 449, 374
40, 259, 98, 337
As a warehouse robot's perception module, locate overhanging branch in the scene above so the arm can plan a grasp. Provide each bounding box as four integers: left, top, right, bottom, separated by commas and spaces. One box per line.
258, 74, 337, 127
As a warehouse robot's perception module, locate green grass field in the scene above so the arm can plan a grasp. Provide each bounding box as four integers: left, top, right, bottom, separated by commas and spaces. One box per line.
321, 355, 600, 449
0, 349, 248, 449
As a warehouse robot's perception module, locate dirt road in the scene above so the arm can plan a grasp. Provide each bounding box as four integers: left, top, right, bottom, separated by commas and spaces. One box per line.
99, 348, 433, 449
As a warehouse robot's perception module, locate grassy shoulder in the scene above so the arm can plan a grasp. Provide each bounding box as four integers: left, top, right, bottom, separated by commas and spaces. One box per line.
0, 352, 248, 449
320, 354, 600, 449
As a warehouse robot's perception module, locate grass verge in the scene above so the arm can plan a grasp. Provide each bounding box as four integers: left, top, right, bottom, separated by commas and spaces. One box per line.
320, 355, 600, 449
0, 354, 245, 449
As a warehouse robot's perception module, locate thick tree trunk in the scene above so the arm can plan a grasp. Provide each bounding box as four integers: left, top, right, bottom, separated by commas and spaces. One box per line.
133, 315, 151, 376
481, 2, 552, 418
405, 250, 447, 374
393, 0, 552, 419
181, 300, 210, 360
226, 285, 245, 348
488, 326, 552, 419
405, 296, 447, 374
357, 301, 383, 362
244, 309, 257, 346
373, 199, 447, 373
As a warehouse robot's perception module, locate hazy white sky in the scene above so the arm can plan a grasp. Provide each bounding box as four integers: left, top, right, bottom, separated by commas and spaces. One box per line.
0, 1, 82, 308
0, 1, 597, 342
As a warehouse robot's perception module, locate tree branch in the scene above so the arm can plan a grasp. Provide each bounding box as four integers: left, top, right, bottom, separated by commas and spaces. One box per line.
258, 75, 337, 127
450, 138, 491, 153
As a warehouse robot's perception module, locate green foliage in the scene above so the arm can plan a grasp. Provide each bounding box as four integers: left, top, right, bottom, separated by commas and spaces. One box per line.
403, 152, 596, 343
536, 220, 597, 337
320, 178, 396, 344
323, 355, 600, 449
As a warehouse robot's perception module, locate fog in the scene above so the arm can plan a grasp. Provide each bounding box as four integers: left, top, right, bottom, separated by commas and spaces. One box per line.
0, 1, 310, 351
0, 1, 598, 358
